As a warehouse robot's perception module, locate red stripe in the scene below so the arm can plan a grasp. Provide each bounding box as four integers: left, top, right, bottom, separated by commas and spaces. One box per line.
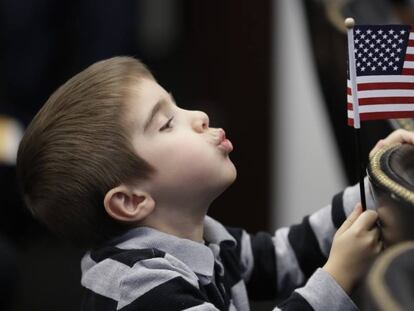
405, 54, 414, 61
358, 97, 414, 105
402, 68, 414, 75
360, 111, 414, 121
357, 82, 414, 91
348, 118, 354, 127
408, 40, 414, 47
347, 87, 352, 95
347, 103, 353, 110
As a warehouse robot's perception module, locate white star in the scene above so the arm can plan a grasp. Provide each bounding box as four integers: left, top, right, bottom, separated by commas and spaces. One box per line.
401, 30, 406, 35
361, 67, 366, 71
379, 30, 383, 34
387, 39, 392, 44
397, 48, 402, 52
375, 48, 379, 53
358, 53, 362, 57
386, 48, 391, 52
383, 34, 388, 39
380, 52, 384, 57
370, 43, 375, 48
361, 34, 366, 39
399, 39, 403, 44
381, 44, 386, 48
355, 39, 359, 44
368, 52, 373, 57
382, 66, 387, 70
394, 34, 399, 39
373, 57, 378, 61
389, 61, 394, 66
371, 66, 376, 71
394, 66, 398, 71
364, 48, 368, 53
359, 43, 364, 48
365, 39, 370, 44
391, 52, 395, 57
395, 57, 400, 61
362, 57, 367, 62
378, 61, 383, 66
367, 61, 372, 66
384, 57, 389, 61
392, 43, 397, 48
389, 29, 394, 34
356, 29, 361, 34
357, 62, 361, 67
376, 39, 381, 44
367, 29, 372, 34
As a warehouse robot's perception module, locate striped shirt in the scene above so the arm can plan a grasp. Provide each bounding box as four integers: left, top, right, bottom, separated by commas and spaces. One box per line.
81, 181, 372, 310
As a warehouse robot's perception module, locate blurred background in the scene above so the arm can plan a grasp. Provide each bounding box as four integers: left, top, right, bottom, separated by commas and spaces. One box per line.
0, 0, 413, 310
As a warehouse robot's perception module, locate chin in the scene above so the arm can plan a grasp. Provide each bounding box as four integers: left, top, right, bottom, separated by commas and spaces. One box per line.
218, 163, 237, 192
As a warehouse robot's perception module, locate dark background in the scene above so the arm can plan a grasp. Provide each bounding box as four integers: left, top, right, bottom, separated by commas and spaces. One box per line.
0, 0, 412, 310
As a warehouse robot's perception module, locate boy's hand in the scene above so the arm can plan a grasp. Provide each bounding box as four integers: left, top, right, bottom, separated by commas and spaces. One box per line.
370, 129, 414, 158
323, 203, 382, 294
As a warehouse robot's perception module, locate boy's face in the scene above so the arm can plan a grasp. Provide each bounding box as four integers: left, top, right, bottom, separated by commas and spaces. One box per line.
126, 78, 237, 207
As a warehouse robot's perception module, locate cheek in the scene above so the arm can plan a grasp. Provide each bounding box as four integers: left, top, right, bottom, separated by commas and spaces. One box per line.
151, 139, 223, 183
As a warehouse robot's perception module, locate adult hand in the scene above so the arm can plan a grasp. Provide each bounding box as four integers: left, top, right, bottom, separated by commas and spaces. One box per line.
370, 129, 414, 158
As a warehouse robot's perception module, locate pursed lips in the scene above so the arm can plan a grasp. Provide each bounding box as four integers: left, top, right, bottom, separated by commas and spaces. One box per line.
213, 128, 233, 153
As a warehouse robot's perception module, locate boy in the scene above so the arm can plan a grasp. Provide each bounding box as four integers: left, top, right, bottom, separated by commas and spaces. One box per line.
17, 56, 408, 310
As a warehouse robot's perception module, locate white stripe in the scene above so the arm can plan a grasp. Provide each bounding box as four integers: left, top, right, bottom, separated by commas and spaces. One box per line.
360, 103, 414, 113
404, 61, 414, 68
81, 258, 130, 302
348, 75, 414, 84
358, 89, 414, 98
230, 280, 250, 311
272, 227, 305, 297
348, 104, 414, 117
407, 46, 414, 54
409, 32, 414, 40
239, 231, 254, 283
183, 302, 221, 310
308, 205, 336, 257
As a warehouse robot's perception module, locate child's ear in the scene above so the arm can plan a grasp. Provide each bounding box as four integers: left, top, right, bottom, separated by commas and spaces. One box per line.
103, 185, 155, 223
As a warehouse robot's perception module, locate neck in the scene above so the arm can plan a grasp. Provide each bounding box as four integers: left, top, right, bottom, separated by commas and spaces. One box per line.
141, 203, 208, 242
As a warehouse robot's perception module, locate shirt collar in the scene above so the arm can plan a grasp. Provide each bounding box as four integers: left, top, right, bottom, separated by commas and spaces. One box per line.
108, 216, 236, 277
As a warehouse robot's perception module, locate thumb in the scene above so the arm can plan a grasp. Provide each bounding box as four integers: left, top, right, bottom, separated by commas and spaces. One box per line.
336, 203, 363, 235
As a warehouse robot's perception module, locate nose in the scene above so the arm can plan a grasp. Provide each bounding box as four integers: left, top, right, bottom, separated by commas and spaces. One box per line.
191, 110, 209, 133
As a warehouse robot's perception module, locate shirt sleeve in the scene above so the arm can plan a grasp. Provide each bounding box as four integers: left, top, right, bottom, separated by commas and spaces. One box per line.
230, 180, 373, 304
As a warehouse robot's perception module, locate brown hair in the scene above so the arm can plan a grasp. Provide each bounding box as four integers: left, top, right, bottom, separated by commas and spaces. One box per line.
16, 56, 155, 248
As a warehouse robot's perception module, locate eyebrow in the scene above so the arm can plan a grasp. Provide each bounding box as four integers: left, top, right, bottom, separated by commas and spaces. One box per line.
143, 94, 176, 132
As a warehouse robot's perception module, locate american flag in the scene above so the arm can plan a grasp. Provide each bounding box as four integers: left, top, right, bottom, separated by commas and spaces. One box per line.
347, 25, 414, 128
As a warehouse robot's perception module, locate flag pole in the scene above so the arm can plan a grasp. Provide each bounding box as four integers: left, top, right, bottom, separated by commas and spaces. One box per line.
345, 17, 367, 210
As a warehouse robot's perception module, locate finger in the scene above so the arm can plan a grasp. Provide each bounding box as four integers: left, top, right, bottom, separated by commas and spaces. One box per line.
365, 227, 381, 248
352, 210, 379, 232
370, 129, 414, 158
369, 139, 386, 158
382, 129, 414, 147
337, 203, 363, 234
376, 240, 384, 253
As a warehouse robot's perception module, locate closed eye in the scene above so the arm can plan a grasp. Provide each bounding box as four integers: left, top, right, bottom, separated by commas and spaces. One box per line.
159, 117, 174, 131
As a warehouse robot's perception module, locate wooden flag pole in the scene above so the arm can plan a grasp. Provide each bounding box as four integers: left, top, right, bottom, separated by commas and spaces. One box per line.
345, 17, 367, 210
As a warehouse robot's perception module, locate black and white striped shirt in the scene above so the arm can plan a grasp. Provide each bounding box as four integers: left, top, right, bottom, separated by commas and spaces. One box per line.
81, 182, 371, 310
